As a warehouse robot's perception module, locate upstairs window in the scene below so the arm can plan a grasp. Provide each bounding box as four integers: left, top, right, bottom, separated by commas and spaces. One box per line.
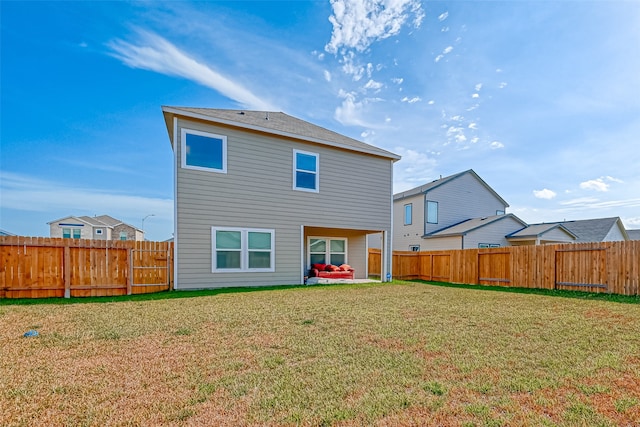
120, 232, 128, 241
404, 203, 413, 225
426, 200, 438, 224
181, 128, 227, 173
293, 150, 318, 192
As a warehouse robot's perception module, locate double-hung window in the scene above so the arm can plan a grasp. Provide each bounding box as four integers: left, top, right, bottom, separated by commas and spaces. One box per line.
293, 149, 318, 192
404, 203, 412, 225
426, 200, 438, 224
212, 227, 275, 272
309, 237, 347, 266
181, 128, 227, 173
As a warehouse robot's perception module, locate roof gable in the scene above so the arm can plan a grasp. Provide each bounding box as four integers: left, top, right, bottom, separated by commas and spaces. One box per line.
551, 217, 628, 242
426, 213, 526, 237
506, 223, 578, 239
162, 106, 400, 161
394, 169, 509, 207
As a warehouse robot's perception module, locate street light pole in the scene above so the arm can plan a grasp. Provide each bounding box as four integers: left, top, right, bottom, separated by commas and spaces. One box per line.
142, 214, 155, 231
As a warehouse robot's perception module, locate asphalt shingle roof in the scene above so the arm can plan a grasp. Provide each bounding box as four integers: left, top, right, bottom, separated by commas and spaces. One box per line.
162, 107, 400, 161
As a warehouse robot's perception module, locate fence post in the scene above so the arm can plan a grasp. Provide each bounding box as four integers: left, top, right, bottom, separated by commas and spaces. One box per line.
127, 247, 133, 295
64, 245, 71, 298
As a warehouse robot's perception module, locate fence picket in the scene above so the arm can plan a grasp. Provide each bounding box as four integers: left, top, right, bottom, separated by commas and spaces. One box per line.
369, 241, 640, 296
0, 237, 173, 299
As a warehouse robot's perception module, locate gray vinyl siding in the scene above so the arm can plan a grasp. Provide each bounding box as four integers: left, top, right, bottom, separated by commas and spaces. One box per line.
393, 193, 425, 251
424, 172, 507, 236
174, 117, 393, 288
604, 225, 626, 241
463, 217, 525, 249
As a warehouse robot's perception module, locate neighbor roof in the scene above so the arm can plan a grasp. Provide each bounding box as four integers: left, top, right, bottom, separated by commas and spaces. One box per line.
162, 106, 401, 161
549, 217, 628, 242
506, 223, 578, 239
424, 213, 526, 238
393, 169, 509, 207
628, 229, 640, 240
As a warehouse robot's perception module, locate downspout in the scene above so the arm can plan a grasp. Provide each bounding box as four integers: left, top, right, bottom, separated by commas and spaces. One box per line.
173, 116, 179, 290
387, 159, 394, 282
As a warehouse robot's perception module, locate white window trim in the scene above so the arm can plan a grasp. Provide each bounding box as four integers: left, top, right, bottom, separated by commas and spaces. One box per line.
307, 236, 348, 267
293, 149, 319, 193
181, 128, 227, 173
95, 229, 103, 235
212, 227, 275, 273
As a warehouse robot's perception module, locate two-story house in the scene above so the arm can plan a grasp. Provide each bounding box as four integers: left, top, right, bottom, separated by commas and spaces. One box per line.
48, 215, 144, 241
392, 169, 527, 250
162, 107, 400, 289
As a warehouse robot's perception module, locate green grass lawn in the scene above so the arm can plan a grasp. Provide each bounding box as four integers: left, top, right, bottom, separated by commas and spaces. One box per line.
1, 281, 639, 426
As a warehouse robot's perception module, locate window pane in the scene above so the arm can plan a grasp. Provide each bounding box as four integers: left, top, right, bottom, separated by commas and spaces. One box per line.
72, 229, 81, 239
249, 252, 271, 268
310, 254, 326, 265
186, 133, 223, 170
427, 201, 438, 224
404, 204, 412, 225
296, 153, 317, 172
62, 228, 71, 238
296, 171, 316, 190
330, 239, 345, 252
310, 239, 326, 253
216, 231, 241, 249
217, 251, 241, 269
248, 232, 271, 250
330, 254, 345, 265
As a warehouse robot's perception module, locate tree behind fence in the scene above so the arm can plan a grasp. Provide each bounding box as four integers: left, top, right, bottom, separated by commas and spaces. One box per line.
369, 241, 640, 296
0, 236, 173, 298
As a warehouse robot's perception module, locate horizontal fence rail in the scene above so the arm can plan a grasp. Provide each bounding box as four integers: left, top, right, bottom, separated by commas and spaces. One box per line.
369, 240, 640, 296
0, 236, 173, 298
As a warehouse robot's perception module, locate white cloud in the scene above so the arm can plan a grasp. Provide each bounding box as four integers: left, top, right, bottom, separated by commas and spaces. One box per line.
442, 46, 453, 54
434, 54, 444, 63
392, 77, 403, 84
580, 178, 609, 192
401, 96, 421, 103
533, 188, 557, 200
323, 70, 332, 82
468, 122, 478, 130
1, 171, 172, 220
475, 83, 483, 91
427, 100, 435, 105
499, 82, 508, 89
364, 79, 383, 91
334, 90, 382, 127
107, 30, 274, 110
438, 11, 449, 22
471, 93, 479, 98
325, 0, 424, 54
490, 141, 504, 149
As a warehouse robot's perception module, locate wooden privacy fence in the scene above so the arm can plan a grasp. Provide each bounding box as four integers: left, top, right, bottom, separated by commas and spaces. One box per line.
369, 240, 640, 296
0, 236, 174, 298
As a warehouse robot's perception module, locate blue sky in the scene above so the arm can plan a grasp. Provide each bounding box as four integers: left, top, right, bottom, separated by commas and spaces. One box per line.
2, 0, 639, 241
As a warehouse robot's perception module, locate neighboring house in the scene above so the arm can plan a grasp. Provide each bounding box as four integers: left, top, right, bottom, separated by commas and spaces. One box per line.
506, 223, 578, 246
0, 229, 16, 236
162, 106, 400, 289
628, 229, 640, 241
549, 217, 629, 242
423, 213, 529, 250
391, 169, 511, 251
48, 215, 144, 241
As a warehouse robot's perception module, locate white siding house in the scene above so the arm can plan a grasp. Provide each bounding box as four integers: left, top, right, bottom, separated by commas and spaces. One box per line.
392, 170, 512, 251
162, 107, 400, 289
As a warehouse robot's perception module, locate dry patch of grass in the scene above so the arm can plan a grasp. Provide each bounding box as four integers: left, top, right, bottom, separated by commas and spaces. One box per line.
1, 282, 639, 426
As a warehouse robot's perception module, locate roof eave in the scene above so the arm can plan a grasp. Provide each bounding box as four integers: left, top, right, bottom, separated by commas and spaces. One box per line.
162, 106, 401, 161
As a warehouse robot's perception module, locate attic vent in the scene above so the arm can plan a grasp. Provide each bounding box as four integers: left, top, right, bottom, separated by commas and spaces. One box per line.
265, 112, 269, 120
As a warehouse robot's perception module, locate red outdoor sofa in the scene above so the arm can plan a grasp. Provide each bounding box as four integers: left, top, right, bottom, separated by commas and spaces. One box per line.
308, 263, 355, 280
